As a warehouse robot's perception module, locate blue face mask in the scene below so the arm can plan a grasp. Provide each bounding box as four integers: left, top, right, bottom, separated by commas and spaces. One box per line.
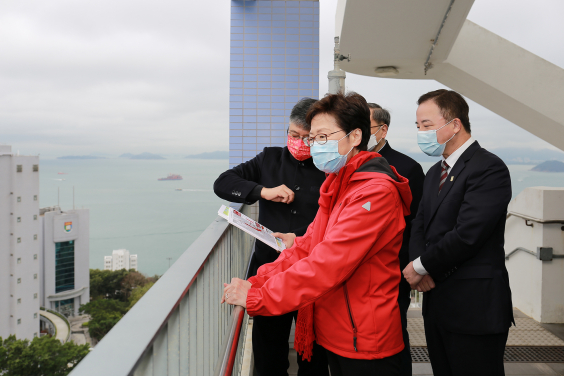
417, 119, 456, 156
310, 131, 354, 174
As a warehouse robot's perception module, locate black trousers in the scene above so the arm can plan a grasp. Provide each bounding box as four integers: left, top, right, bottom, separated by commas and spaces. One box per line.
424, 313, 508, 376
253, 311, 329, 376
397, 286, 412, 376
324, 347, 402, 376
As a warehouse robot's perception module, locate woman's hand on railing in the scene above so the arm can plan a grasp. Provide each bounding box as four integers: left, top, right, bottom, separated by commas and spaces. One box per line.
221, 278, 252, 308
272, 232, 296, 250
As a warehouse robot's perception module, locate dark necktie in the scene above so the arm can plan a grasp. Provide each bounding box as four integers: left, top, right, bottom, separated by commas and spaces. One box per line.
439, 160, 449, 193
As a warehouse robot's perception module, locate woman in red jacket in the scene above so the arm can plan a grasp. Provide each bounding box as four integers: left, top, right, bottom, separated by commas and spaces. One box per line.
223, 92, 413, 376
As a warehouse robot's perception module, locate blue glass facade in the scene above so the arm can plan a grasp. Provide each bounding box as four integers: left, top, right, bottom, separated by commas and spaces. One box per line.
230, 0, 320, 168
55, 241, 75, 293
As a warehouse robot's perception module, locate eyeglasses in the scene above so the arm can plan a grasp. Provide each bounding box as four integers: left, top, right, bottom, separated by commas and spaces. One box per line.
287, 128, 309, 141
304, 130, 345, 147
371, 124, 386, 130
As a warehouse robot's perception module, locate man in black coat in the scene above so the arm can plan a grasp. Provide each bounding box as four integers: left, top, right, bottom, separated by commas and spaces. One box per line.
213, 98, 328, 376
367, 103, 425, 376
403, 89, 513, 376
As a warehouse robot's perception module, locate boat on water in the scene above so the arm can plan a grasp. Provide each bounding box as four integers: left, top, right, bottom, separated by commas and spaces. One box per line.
158, 174, 183, 181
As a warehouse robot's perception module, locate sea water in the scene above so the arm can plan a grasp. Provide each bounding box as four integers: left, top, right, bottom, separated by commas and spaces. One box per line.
39, 158, 564, 276
40, 158, 229, 276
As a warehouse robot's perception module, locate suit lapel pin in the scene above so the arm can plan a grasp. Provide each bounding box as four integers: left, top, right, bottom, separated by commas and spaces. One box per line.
450, 176, 454, 182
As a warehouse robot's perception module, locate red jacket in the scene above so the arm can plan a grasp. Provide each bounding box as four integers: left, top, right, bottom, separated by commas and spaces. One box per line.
247, 152, 412, 360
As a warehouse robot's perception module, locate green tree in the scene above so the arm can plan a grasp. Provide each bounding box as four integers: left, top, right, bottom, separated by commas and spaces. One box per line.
79, 299, 129, 341
89, 269, 130, 301
121, 271, 149, 300
0, 335, 90, 376
128, 282, 154, 310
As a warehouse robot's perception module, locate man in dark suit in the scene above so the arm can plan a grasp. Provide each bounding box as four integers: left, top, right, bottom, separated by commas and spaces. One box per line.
403, 89, 513, 376
367, 103, 425, 376
213, 98, 328, 376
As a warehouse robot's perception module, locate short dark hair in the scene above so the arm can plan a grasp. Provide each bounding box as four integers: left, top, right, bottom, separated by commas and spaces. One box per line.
289, 98, 317, 131
306, 92, 371, 151
417, 89, 471, 133
367, 103, 391, 127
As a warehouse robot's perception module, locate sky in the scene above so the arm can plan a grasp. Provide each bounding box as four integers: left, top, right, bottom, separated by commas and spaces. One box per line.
1, 0, 563, 158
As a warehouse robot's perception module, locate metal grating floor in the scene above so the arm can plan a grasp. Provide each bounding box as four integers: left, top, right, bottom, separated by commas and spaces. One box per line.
408, 318, 564, 347
411, 346, 564, 363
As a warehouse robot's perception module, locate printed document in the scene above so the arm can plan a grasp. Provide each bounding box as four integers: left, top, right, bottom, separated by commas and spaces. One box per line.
218, 205, 286, 252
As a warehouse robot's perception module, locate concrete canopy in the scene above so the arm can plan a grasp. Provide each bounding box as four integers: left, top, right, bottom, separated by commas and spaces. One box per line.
336, 0, 564, 151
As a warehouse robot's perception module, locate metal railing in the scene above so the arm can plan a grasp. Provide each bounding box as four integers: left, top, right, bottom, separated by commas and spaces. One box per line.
69, 204, 256, 376
505, 246, 564, 261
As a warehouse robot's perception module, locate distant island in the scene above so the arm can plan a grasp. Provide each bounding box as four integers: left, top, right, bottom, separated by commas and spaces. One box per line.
58, 155, 105, 160
531, 160, 564, 172
119, 152, 165, 160
185, 151, 229, 160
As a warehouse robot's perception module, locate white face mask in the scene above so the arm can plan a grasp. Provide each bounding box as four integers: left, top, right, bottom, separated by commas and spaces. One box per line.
367, 126, 383, 151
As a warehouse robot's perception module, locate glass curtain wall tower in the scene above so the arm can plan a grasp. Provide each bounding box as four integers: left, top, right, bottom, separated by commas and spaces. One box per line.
229, 0, 320, 168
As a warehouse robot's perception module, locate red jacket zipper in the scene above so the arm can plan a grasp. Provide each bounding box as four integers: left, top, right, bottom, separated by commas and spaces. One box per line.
343, 283, 358, 352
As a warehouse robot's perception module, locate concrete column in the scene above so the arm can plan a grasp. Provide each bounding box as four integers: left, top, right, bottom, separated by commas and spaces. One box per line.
505, 187, 564, 323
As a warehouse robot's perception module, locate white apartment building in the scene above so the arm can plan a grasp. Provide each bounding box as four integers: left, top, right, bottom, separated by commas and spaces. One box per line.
40, 207, 90, 317
104, 249, 138, 271
0, 145, 41, 340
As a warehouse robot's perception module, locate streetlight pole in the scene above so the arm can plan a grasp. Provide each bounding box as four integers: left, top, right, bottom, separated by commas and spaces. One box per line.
167, 257, 172, 269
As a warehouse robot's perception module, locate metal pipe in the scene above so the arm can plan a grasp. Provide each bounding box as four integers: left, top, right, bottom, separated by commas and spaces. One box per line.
506, 211, 564, 224
213, 305, 246, 376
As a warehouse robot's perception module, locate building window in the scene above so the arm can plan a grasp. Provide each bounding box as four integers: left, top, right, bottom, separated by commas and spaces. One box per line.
17, 278, 21, 284
17, 238, 21, 243
33, 165, 38, 172
34, 293, 37, 299
17, 197, 21, 202
34, 215, 37, 220
34, 195, 37, 201
34, 234, 37, 240
17, 217, 21, 223
34, 313, 38, 319
34, 274, 37, 279
17, 319, 21, 324
17, 258, 21, 264
16, 165, 22, 172
55, 241, 75, 293
17, 298, 21, 304
54, 298, 74, 317
34, 254, 37, 260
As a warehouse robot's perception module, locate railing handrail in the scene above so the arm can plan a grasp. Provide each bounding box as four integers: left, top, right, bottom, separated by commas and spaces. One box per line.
70, 213, 234, 376
506, 211, 564, 224
213, 245, 255, 376
505, 246, 564, 261
213, 306, 246, 376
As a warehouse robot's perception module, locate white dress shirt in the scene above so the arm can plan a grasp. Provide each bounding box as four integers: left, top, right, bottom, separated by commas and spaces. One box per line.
412, 137, 476, 276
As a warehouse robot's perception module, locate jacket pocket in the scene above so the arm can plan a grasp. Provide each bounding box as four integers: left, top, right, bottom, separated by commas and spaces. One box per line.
343, 283, 358, 352
452, 264, 494, 279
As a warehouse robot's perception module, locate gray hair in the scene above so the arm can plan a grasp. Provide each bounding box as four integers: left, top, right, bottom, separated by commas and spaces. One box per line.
367, 102, 391, 127
289, 98, 317, 131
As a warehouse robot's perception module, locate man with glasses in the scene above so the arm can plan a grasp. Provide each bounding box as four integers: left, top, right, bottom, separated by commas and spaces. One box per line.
213, 98, 328, 376
367, 103, 425, 376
